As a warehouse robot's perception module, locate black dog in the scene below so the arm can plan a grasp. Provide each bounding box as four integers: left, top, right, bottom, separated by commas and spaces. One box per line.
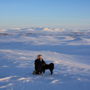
42, 63, 54, 75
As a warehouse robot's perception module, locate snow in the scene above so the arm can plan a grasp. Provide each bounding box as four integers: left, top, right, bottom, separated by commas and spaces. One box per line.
0, 27, 90, 90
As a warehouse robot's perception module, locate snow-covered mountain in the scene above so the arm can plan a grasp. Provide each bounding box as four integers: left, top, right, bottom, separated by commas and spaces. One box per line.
0, 27, 90, 90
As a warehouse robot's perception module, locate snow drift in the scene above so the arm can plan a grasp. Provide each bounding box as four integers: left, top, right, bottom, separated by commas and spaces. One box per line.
0, 27, 90, 90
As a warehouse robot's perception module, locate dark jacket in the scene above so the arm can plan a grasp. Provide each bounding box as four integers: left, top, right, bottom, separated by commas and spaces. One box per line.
35, 59, 46, 73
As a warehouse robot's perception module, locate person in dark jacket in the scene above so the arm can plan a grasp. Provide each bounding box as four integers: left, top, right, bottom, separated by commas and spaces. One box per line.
34, 55, 46, 74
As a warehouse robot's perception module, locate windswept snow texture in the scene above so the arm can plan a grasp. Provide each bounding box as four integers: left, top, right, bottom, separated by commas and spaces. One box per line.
0, 27, 90, 90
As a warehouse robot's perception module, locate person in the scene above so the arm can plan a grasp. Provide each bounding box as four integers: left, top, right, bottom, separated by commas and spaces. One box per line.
34, 55, 46, 74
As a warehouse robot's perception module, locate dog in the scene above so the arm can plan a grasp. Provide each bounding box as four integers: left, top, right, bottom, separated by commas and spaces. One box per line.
42, 63, 54, 75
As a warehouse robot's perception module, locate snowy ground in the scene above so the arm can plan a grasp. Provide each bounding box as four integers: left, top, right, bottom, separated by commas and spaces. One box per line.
0, 27, 90, 90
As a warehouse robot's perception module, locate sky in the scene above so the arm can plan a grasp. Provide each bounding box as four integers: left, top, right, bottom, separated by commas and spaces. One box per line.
0, 0, 90, 28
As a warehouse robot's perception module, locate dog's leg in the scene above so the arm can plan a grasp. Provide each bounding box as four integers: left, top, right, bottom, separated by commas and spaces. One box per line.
42, 69, 45, 74
50, 69, 53, 75
42, 65, 45, 74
